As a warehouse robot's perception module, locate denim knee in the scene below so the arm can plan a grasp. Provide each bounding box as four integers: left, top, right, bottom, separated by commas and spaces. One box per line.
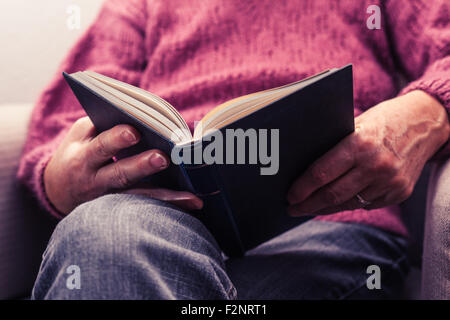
34, 193, 234, 299
46, 193, 223, 264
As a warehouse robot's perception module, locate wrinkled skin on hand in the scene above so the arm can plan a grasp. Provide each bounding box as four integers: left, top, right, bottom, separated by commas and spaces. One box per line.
44, 117, 203, 216
288, 90, 450, 216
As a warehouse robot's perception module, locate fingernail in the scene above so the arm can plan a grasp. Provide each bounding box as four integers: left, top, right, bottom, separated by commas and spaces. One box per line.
192, 197, 204, 210
149, 153, 168, 169
287, 205, 311, 217
286, 191, 296, 205
122, 130, 137, 143
286, 190, 305, 205
175, 197, 203, 210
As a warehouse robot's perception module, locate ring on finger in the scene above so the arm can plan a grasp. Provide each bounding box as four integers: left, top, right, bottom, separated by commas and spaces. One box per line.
356, 193, 372, 207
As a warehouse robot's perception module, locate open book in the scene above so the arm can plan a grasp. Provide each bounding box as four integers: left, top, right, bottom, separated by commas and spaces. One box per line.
64, 65, 354, 257
67, 69, 335, 144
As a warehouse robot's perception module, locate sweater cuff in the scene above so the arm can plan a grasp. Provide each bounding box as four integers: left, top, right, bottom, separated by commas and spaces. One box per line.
33, 152, 65, 220
399, 77, 450, 160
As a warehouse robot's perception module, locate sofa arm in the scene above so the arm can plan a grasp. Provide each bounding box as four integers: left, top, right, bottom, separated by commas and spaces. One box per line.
421, 158, 450, 299
0, 104, 57, 299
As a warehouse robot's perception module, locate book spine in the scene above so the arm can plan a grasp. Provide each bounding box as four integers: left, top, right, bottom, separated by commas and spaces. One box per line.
181, 162, 245, 257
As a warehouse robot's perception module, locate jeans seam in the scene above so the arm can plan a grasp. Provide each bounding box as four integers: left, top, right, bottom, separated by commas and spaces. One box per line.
227, 285, 237, 300
207, 259, 236, 299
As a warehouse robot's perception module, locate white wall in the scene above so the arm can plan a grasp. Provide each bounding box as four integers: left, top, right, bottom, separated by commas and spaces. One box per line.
0, 0, 104, 104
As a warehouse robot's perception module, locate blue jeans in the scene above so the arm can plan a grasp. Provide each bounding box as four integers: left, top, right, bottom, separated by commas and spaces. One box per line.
32, 194, 409, 299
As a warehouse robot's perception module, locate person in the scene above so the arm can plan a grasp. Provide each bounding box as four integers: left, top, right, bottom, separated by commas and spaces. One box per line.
18, 0, 450, 299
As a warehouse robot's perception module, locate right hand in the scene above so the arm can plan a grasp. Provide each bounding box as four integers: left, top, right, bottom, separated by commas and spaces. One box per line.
44, 117, 203, 216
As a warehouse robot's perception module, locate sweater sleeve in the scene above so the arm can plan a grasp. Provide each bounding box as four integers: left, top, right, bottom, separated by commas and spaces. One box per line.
17, 0, 148, 218
384, 0, 450, 158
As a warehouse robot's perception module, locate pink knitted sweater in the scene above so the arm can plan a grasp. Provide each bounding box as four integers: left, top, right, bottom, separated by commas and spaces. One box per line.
18, 0, 450, 237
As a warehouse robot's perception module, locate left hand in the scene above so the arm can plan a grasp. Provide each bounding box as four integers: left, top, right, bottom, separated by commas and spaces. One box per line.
287, 90, 450, 216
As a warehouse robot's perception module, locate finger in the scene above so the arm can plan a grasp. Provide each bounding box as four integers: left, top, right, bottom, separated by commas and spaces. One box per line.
94, 149, 169, 190
303, 197, 365, 216
362, 187, 407, 210
67, 117, 97, 141
299, 186, 388, 216
287, 135, 355, 204
86, 124, 141, 168
123, 188, 203, 211
288, 167, 371, 216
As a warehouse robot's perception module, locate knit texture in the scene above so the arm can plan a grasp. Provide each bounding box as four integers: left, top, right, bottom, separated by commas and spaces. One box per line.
18, 0, 450, 237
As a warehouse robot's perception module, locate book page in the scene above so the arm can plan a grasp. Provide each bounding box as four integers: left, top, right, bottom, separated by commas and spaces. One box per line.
72, 72, 188, 143
84, 71, 189, 133
193, 69, 333, 140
